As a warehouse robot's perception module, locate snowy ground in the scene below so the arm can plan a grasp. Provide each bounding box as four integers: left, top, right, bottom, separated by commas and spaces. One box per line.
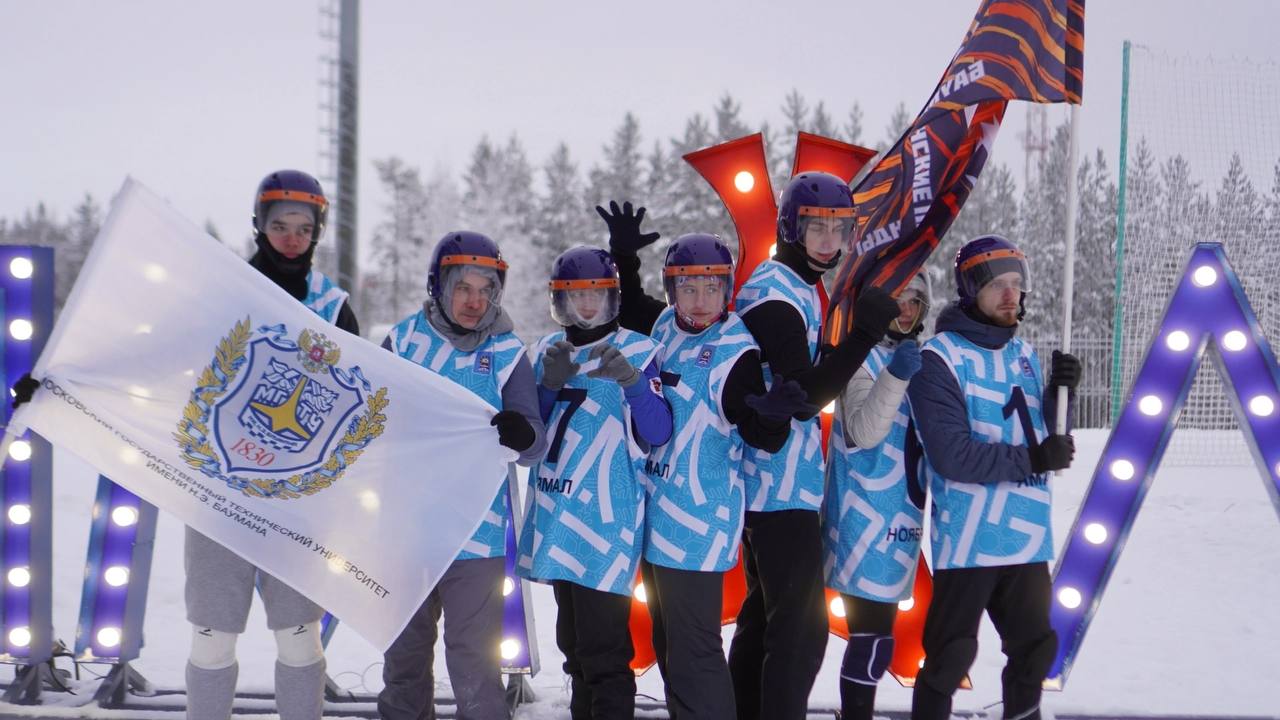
4, 428, 1279, 718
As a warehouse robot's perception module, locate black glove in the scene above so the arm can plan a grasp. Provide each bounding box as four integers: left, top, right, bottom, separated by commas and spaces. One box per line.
540, 341, 579, 391
491, 410, 536, 452
1029, 434, 1075, 473
744, 378, 820, 425
11, 373, 39, 409
587, 344, 641, 387
595, 200, 661, 255
1049, 350, 1081, 390
852, 286, 900, 341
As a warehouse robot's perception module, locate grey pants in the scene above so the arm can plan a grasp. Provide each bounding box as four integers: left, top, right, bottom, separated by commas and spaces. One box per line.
378, 556, 508, 720
185, 526, 324, 632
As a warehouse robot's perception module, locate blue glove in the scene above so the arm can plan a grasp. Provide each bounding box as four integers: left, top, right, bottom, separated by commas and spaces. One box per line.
886, 340, 922, 380
744, 378, 820, 425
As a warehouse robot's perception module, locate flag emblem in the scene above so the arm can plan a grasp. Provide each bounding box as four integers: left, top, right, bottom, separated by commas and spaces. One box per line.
174, 318, 390, 499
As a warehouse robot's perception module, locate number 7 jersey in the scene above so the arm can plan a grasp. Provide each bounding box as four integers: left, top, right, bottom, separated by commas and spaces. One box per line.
516, 328, 661, 596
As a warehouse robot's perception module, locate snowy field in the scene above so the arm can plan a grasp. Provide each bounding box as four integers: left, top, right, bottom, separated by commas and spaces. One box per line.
5, 428, 1279, 718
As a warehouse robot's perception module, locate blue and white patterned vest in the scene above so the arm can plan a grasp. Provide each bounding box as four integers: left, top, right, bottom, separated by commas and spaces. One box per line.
643, 309, 757, 573
734, 260, 824, 512
303, 270, 349, 324
920, 332, 1053, 570
386, 310, 526, 560
517, 328, 661, 595
821, 346, 925, 601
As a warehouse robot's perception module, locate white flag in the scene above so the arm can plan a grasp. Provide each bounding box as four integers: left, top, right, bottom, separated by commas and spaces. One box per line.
8, 178, 514, 650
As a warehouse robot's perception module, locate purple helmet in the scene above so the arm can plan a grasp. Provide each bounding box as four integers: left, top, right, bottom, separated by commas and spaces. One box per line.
954, 234, 1031, 311
777, 171, 855, 241
663, 233, 734, 332
253, 170, 328, 241
549, 246, 621, 329
427, 231, 508, 299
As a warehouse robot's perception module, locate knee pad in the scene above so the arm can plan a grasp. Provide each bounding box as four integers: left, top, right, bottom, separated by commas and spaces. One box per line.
920, 637, 978, 695
190, 626, 238, 670
841, 633, 894, 685
1011, 630, 1058, 685
274, 621, 324, 668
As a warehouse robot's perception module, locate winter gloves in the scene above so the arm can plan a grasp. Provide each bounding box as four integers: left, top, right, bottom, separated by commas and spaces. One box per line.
595, 201, 661, 256
491, 410, 536, 452
587, 344, 641, 387
541, 341, 642, 389
1048, 350, 1082, 390
11, 373, 38, 409
852, 286, 901, 341
540, 341, 579, 391
744, 378, 819, 426
1029, 434, 1075, 473
886, 340, 922, 381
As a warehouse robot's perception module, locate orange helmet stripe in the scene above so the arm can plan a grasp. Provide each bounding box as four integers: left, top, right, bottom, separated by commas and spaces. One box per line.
258, 189, 328, 210
549, 278, 620, 291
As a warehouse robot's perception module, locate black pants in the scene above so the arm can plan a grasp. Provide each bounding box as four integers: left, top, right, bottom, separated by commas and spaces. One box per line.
912, 562, 1057, 720
553, 580, 636, 720
839, 594, 898, 720
641, 562, 735, 720
727, 510, 828, 720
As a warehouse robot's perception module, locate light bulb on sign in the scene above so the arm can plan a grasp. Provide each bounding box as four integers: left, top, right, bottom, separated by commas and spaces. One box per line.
1110, 459, 1136, 481
1058, 587, 1083, 609
1222, 331, 1248, 352
503, 577, 515, 597
9, 319, 33, 341
7, 567, 30, 588
500, 639, 520, 660
97, 627, 122, 648
8, 627, 31, 648
1138, 395, 1163, 417
898, 597, 915, 612
111, 506, 138, 527
1192, 265, 1218, 287
8, 257, 33, 279
1249, 395, 1275, 417
8, 504, 32, 525
734, 171, 755, 193
104, 566, 130, 587
1165, 331, 1191, 352
633, 583, 647, 603
829, 597, 845, 618
8, 440, 32, 462
1083, 523, 1108, 545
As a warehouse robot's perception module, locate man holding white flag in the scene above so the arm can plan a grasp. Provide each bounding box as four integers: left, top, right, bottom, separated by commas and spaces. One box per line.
7, 176, 514, 719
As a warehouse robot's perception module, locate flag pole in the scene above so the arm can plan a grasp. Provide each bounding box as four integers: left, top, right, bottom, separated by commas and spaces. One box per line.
1056, 103, 1081, 435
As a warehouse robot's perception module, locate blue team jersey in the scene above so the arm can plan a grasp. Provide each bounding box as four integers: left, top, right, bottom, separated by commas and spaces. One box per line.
643, 308, 758, 573
517, 328, 661, 595
920, 332, 1053, 570
821, 346, 926, 602
734, 260, 825, 512
303, 270, 349, 324
385, 311, 526, 560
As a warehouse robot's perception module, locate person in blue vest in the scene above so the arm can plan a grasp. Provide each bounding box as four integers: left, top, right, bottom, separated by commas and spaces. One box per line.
821, 270, 931, 720
184, 170, 359, 720
907, 235, 1080, 720
726, 172, 900, 720
516, 246, 673, 720
377, 231, 547, 720
597, 200, 823, 719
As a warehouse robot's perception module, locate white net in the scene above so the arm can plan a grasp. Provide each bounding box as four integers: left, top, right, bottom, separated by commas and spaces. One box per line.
1117, 43, 1280, 466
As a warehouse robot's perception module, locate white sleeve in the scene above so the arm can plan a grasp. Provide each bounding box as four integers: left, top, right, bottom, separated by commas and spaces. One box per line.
842, 365, 910, 449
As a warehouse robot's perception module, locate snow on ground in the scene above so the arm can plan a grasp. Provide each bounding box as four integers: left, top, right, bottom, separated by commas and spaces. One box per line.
17, 429, 1280, 717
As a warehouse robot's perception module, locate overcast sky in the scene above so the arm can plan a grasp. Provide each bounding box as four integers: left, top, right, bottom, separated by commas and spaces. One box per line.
2, 0, 1277, 263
